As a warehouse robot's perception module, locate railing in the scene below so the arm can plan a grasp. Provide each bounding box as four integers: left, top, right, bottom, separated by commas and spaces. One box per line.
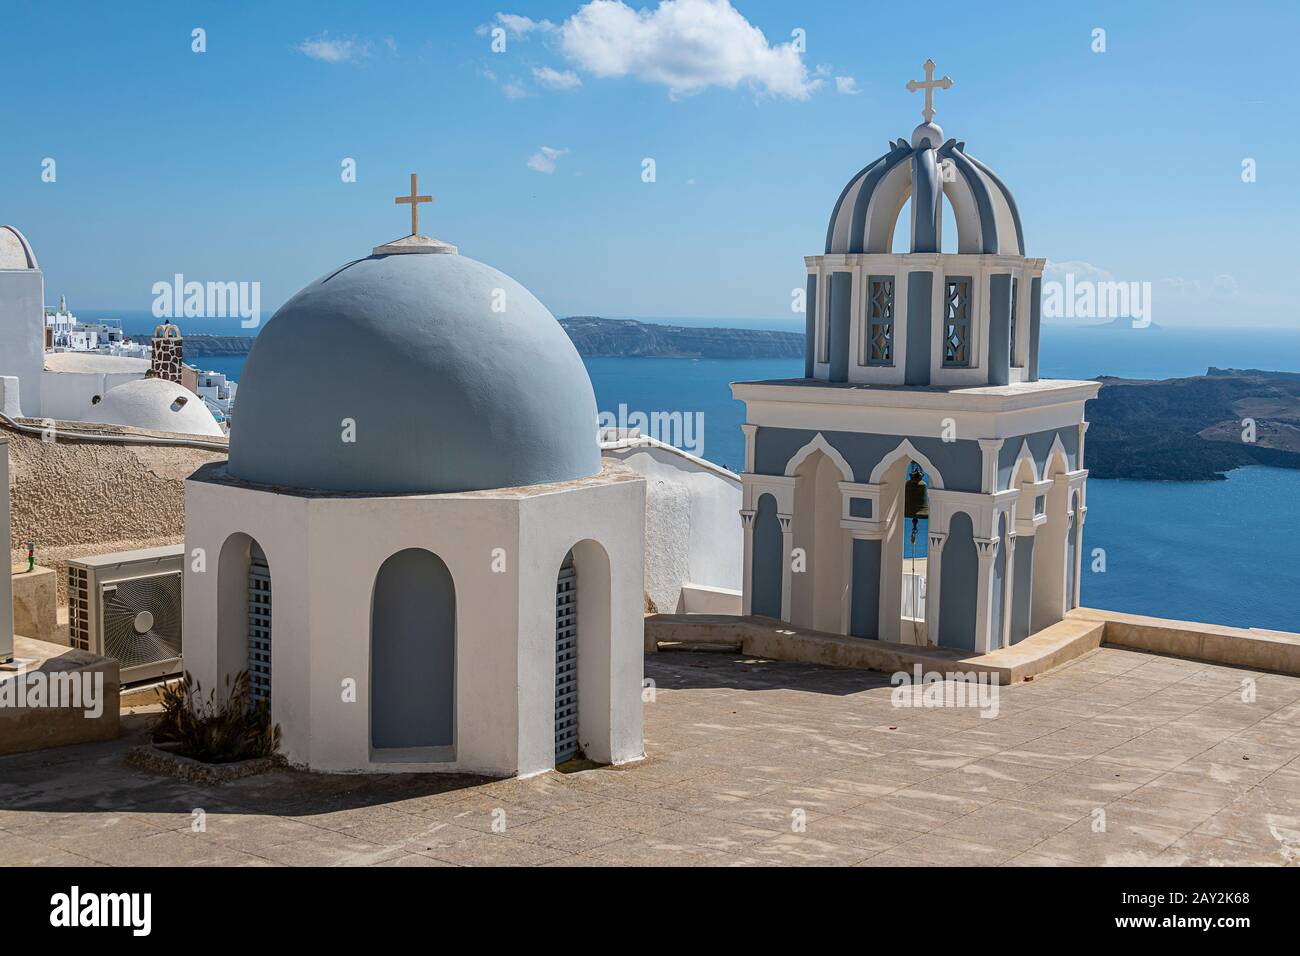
902, 572, 926, 622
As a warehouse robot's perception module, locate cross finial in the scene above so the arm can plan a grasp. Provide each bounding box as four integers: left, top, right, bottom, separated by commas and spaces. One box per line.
905, 58, 954, 125
394, 172, 434, 236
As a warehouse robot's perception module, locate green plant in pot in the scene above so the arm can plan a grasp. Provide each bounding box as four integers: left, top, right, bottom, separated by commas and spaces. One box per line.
153, 671, 282, 764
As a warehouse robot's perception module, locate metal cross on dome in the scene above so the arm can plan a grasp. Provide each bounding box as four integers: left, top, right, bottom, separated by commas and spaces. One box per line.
394, 173, 434, 236
906, 59, 954, 125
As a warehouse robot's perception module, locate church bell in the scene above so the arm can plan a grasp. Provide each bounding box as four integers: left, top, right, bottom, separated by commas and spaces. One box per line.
904, 465, 929, 521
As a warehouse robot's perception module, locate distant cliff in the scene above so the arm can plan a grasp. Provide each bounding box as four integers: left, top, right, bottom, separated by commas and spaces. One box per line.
558, 317, 803, 359
1085, 368, 1300, 480
170, 318, 806, 360
143, 334, 255, 356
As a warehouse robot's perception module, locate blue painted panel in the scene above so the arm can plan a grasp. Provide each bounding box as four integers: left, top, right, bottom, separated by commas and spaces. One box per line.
939, 512, 978, 650
752, 494, 783, 618
1028, 276, 1042, 381
1067, 493, 1079, 608
905, 271, 933, 386
1011, 535, 1034, 643
829, 272, 852, 383
995, 427, 1081, 490
991, 514, 1007, 645
753, 426, 984, 493
847, 146, 911, 254
849, 538, 882, 639
909, 147, 942, 254
371, 548, 455, 749
849, 498, 872, 518
988, 273, 1012, 387
804, 275, 817, 378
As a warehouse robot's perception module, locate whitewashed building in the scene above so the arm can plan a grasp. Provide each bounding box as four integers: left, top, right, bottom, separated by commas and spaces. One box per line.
733, 63, 1099, 653
184, 216, 646, 777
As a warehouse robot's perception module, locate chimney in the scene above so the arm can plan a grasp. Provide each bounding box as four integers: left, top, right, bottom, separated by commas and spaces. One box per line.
151, 322, 184, 384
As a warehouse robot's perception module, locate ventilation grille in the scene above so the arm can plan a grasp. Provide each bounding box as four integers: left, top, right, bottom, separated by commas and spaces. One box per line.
102, 574, 182, 668
68, 566, 90, 651
555, 564, 579, 763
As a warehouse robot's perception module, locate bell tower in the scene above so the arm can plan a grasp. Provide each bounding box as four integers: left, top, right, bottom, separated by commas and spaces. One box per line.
735, 62, 1099, 653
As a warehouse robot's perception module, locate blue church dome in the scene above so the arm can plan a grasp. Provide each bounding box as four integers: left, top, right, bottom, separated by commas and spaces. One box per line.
228, 241, 601, 494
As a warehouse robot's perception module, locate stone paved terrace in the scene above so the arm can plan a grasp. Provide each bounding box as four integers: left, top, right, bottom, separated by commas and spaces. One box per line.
3, 646, 1300, 866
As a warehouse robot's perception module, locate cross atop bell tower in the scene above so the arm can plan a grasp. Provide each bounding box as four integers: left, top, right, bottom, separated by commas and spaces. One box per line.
905, 58, 954, 125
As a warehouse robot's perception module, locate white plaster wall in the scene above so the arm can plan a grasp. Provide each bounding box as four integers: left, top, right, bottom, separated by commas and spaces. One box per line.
0, 271, 45, 418
516, 475, 646, 775
601, 440, 741, 612
184, 465, 646, 777
305, 493, 523, 774
182, 479, 313, 762
41, 369, 146, 422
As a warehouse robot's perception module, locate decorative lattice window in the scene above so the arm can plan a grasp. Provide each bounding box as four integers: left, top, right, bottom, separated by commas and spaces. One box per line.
1009, 277, 1019, 367
865, 276, 894, 367
943, 277, 972, 367
248, 545, 272, 707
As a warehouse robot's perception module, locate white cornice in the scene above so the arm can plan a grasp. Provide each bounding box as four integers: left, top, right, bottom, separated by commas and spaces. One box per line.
731, 378, 1100, 411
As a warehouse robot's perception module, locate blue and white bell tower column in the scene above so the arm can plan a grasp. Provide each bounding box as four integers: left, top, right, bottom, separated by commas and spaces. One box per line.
734, 61, 1100, 653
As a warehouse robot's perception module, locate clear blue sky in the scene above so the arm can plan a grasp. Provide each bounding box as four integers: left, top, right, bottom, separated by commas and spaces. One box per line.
2, 0, 1296, 327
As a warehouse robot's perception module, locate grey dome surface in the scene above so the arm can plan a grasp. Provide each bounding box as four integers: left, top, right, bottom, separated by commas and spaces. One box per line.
228, 251, 600, 494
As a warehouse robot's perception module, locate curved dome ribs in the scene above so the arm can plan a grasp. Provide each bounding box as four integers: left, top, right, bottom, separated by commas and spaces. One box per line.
824, 138, 1024, 257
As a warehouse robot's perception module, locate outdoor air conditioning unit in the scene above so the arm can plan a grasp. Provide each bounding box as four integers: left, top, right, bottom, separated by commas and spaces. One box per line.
67, 544, 184, 683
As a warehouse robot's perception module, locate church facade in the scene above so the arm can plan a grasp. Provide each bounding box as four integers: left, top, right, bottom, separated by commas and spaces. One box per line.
733, 63, 1099, 653
184, 205, 646, 777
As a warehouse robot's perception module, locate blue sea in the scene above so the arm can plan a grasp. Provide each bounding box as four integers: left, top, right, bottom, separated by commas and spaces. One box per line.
92, 314, 1300, 631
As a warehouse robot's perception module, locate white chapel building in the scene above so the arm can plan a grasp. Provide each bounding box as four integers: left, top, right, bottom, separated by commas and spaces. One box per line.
183, 206, 647, 776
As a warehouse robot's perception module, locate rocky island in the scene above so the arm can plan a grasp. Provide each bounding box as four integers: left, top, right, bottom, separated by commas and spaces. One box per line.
172, 317, 804, 360
1085, 368, 1300, 480
171, 330, 1300, 481
557, 316, 803, 359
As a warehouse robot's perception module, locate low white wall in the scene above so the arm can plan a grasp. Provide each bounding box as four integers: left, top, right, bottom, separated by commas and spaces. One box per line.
41, 369, 145, 422
601, 437, 741, 614
679, 583, 743, 615
0, 269, 44, 418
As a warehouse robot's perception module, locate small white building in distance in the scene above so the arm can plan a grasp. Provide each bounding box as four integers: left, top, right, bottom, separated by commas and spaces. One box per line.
184, 201, 646, 777
0, 225, 45, 418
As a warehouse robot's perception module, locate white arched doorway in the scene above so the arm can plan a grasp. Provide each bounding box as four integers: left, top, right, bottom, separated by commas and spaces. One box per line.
870, 440, 945, 645
215, 531, 272, 705
788, 443, 851, 633
1033, 441, 1072, 632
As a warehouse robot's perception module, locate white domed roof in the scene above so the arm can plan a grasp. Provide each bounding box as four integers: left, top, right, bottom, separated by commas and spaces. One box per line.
227, 240, 600, 495
85, 378, 224, 437
0, 225, 38, 270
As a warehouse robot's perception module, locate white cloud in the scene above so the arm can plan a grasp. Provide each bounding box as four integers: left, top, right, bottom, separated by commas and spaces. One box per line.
1045, 259, 1114, 283
1160, 274, 1240, 299
502, 78, 529, 99
534, 66, 582, 90
835, 76, 860, 95
527, 146, 569, 173
478, 13, 558, 37
296, 33, 371, 64
553, 0, 819, 100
